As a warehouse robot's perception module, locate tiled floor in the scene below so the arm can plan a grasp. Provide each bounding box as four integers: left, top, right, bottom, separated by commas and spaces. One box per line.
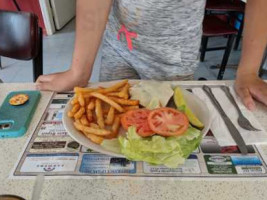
0, 18, 265, 83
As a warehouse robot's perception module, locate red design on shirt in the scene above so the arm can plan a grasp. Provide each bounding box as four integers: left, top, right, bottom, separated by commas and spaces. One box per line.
117, 25, 138, 51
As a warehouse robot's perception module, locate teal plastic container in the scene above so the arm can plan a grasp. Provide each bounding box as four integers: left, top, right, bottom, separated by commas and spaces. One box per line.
0, 91, 41, 138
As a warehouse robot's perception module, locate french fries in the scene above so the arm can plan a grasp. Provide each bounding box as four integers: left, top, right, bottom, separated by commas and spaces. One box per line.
98, 79, 128, 94
81, 115, 90, 126
73, 120, 84, 131
83, 126, 111, 136
90, 92, 124, 112
71, 104, 80, 113
71, 96, 78, 105
112, 116, 121, 136
95, 99, 105, 129
83, 132, 104, 144
110, 97, 139, 106
105, 116, 121, 139
87, 100, 95, 110
105, 107, 115, 125
78, 93, 85, 107
74, 121, 111, 136
107, 83, 130, 99
68, 80, 138, 144
90, 123, 100, 129
74, 107, 85, 120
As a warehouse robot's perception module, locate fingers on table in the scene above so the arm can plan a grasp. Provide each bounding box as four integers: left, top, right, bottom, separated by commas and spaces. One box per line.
235, 87, 255, 110
250, 81, 267, 108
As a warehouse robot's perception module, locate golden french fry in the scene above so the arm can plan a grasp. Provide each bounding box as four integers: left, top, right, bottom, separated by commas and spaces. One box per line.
107, 92, 121, 98
87, 100, 95, 110
95, 99, 105, 129
71, 97, 78, 105
78, 93, 85, 107
75, 120, 111, 136
74, 87, 106, 96
85, 97, 91, 105
98, 80, 128, 94
81, 114, 90, 126
74, 107, 85, 120
83, 126, 111, 136
110, 97, 139, 106
71, 104, 80, 113
75, 118, 81, 123
83, 93, 92, 98
112, 116, 121, 134
123, 105, 139, 111
90, 123, 99, 129
68, 111, 74, 118
90, 92, 124, 112
74, 120, 104, 144
83, 132, 104, 144
105, 107, 115, 125
73, 121, 84, 131
86, 109, 93, 122
105, 116, 121, 139
119, 83, 130, 99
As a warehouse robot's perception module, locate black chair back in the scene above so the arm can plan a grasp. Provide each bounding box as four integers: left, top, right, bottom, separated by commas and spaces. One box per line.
0, 10, 43, 81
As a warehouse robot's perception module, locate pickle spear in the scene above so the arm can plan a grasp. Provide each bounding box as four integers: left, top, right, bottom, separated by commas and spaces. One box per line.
174, 87, 204, 129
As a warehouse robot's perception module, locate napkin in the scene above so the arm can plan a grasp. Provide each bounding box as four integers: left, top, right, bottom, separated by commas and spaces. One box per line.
193, 86, 267, 146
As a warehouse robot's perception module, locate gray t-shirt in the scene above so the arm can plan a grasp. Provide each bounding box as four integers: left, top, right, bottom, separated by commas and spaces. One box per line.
103, 0, 206, 80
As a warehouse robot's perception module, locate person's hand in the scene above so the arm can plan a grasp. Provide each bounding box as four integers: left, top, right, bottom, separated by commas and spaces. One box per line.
235, 71, 267, 111
36, 69, 89, 92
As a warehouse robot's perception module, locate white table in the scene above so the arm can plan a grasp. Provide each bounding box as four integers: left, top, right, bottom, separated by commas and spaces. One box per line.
1, 82, 267, 200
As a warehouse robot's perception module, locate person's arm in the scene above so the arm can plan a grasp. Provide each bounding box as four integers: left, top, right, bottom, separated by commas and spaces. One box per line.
36, 0, 112, 91
235, 0, 267, 110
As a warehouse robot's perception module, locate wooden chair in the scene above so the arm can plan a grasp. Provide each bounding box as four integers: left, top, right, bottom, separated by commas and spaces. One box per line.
0, 10, 43, 82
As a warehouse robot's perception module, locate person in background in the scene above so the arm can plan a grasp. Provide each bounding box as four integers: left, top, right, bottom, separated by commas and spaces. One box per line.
36, 0, 267, 111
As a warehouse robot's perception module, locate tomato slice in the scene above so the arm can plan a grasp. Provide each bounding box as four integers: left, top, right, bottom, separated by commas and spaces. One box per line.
121, 109, 154, 137
148, 107, 189, 136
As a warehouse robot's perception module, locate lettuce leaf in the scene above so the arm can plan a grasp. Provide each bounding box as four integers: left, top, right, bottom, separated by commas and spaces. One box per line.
101, 139, 121, 154
118, 126, 202, 168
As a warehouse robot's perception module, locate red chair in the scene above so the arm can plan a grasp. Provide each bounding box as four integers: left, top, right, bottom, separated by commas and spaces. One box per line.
0, 10, 43, 82
205, 0, 245, 50
200, 15, 238, 80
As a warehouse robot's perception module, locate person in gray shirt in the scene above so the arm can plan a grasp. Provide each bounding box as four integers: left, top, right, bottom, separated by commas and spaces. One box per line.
36, 0, 267, 111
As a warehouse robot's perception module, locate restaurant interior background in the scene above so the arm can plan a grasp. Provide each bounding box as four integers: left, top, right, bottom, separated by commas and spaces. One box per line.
0, 0, 266, 83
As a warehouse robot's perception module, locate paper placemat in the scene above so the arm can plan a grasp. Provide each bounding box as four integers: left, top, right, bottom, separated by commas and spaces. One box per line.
10, 87, 267, 179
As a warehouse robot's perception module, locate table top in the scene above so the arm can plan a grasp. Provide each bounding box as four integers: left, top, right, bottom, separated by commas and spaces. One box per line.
1, 82, 267, 200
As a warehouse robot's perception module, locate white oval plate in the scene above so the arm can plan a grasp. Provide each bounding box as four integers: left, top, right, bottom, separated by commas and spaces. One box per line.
63, 81, 212, 157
